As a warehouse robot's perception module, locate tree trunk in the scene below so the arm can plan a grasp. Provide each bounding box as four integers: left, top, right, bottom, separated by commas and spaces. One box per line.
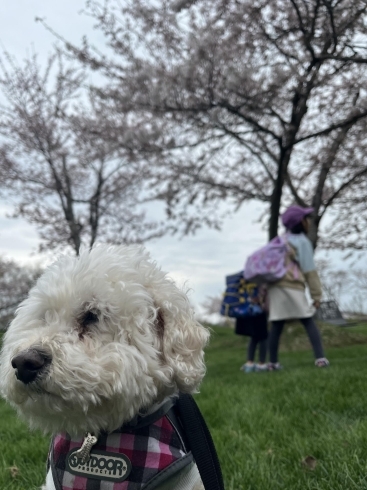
89, 164, 104, 250
308, 217, 320, 250
269, 146, 292, 240
269, 161, 284, 240
62, 156, 82, 255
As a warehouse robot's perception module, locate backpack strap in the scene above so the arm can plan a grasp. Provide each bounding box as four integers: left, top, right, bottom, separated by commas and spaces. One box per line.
176, 393, 225, 490
281, 233, 301, 280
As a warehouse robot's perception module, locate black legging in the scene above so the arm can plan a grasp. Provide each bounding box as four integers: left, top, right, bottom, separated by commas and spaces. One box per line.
247, 338, 267, 364
269, 317, 324, 363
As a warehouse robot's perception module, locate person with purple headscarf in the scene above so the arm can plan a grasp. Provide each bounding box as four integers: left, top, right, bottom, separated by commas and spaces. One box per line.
267, 205, 329, 370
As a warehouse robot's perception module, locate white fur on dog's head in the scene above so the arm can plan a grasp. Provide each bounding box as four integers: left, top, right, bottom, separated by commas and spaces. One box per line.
0, 245, 209, 436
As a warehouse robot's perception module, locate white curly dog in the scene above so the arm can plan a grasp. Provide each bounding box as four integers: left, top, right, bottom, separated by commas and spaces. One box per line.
0, 245, 210, 490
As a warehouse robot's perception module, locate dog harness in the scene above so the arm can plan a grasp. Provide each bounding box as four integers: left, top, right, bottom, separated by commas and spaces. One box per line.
48, 399, 193, 490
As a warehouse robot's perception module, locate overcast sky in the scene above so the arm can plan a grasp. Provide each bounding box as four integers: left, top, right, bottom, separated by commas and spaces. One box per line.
0, 1, 363, 317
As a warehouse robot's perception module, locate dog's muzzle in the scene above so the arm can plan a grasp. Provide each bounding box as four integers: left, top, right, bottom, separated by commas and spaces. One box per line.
11, 348, 51, 385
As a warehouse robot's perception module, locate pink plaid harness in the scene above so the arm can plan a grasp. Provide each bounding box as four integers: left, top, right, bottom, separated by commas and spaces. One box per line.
48, 401, 193, 490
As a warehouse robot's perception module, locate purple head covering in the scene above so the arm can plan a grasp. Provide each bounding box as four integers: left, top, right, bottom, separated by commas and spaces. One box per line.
281, 205, 314, 229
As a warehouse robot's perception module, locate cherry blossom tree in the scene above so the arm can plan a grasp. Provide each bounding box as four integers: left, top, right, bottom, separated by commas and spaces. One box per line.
0, 52, 170, 255
54, 0, 367, 247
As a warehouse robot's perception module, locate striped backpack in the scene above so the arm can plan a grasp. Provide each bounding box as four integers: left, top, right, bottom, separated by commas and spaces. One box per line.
220, 272, 265, 318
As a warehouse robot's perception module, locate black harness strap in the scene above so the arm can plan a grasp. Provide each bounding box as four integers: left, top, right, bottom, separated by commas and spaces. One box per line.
176, 393, 225, 490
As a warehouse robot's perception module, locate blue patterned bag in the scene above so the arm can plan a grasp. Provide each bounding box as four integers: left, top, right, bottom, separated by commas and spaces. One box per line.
220, 271, 265, 318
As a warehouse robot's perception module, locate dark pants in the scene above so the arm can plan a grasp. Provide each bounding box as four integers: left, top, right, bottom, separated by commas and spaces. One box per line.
247, 337, 267, 363
269, 317, 324, 363
235, 313, 268, 364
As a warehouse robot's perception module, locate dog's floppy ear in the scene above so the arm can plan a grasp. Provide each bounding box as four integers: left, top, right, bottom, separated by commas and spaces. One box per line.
153, 284, 209, 394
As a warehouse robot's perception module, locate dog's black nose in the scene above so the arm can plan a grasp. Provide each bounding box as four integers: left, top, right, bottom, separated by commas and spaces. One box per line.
11, 349, 49, 384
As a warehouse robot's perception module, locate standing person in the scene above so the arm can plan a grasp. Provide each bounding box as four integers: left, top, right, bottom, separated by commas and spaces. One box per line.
221, 272, 269, 372
267, 205, 329, 370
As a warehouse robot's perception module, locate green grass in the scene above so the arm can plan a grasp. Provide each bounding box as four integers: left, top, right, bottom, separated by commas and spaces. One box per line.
198, 324, 367, 489
0, 403, 48, 490
1, 323, 367, 489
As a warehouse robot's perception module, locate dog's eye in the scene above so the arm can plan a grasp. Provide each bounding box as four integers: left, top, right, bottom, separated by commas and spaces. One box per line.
80, 310, 99, 328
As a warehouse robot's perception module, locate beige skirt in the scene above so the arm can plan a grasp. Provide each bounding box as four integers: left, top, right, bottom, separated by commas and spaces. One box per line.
268, 286, 315, 321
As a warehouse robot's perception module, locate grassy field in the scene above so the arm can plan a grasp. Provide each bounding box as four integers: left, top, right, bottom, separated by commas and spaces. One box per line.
1, 322, 367, 489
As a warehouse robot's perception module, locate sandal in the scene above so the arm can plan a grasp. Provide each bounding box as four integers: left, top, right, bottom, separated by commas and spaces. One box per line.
255, 363, 269, 372
267, 362, 283, 371
315, 358, 329, 368
240, 363, 256, 373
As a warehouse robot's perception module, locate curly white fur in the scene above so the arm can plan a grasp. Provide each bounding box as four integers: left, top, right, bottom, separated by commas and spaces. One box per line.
0, 245, 209, 442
